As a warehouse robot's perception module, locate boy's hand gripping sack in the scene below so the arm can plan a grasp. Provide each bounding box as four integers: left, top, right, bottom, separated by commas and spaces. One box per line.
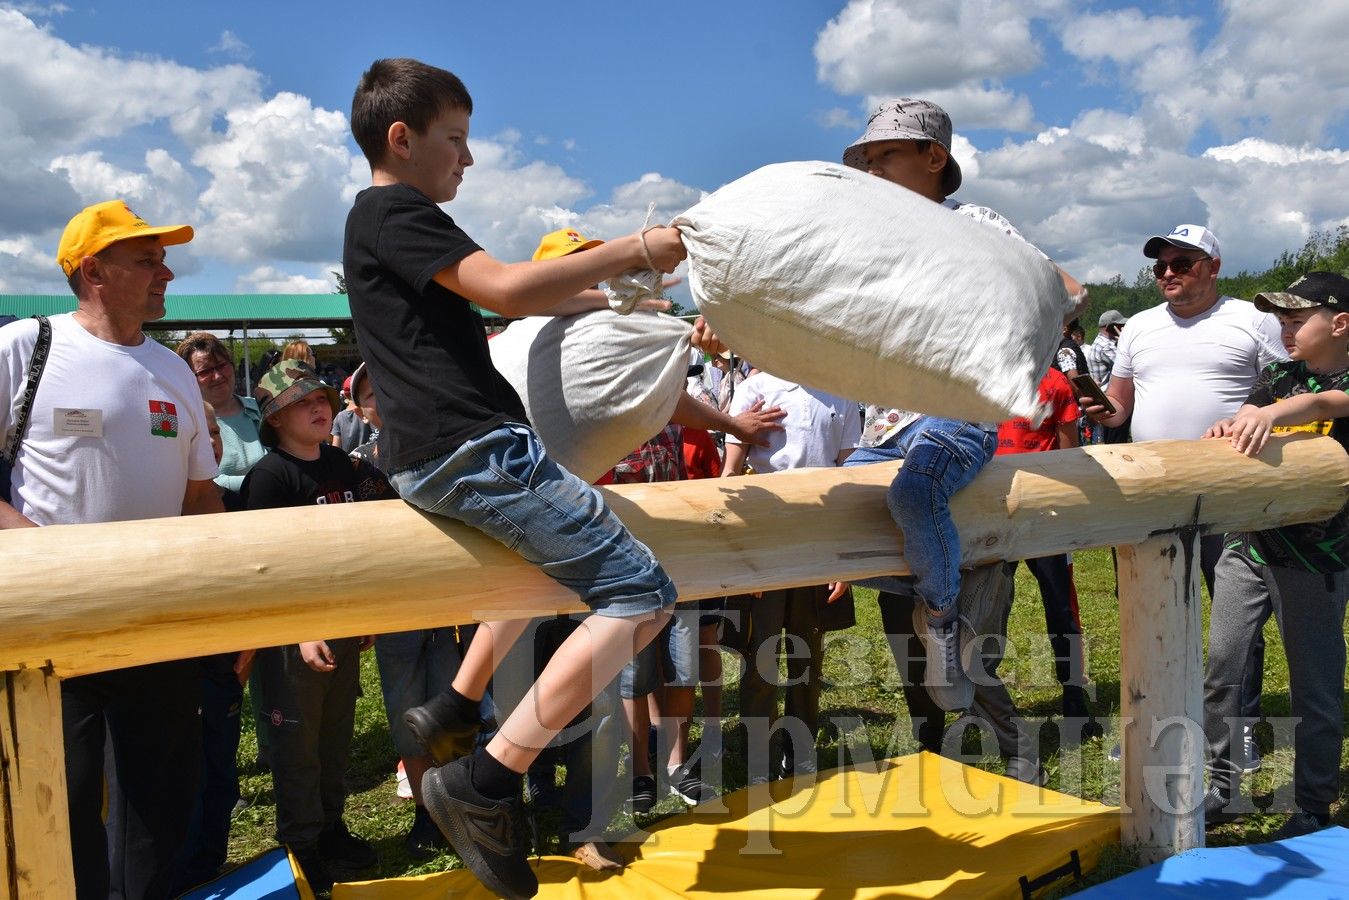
672, 161, 1073, 423
488, 310, 691, 483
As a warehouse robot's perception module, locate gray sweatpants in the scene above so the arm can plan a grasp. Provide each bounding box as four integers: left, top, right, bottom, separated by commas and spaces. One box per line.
1203, 548, 1347, 816
257, 637, 362, 847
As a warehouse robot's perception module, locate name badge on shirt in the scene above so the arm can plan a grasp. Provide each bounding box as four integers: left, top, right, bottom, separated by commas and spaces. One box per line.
53, 408, 103, 438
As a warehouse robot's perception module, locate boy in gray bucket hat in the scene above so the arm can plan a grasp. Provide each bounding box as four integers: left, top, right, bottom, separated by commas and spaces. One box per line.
843, 98, 964, 197
838, 98, 1097, 769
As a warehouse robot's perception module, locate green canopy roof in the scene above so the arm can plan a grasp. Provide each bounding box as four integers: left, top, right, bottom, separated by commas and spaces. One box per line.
0, 294, 502, 330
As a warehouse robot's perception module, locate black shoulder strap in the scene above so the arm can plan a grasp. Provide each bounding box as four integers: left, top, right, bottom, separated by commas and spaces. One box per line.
4, 315, 52, 464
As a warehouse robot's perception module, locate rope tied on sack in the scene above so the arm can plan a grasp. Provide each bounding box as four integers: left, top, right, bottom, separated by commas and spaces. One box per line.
603, 202, 669, 314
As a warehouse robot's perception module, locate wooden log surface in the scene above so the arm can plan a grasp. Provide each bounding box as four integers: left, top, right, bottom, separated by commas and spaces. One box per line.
1117, 534, 1206, 862
0, 668, 74, 899
0, 435, 1344, 678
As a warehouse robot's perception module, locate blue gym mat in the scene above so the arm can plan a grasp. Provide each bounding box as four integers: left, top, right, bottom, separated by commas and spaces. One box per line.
1076, 826, 1349, 898
177, 846, 313, 899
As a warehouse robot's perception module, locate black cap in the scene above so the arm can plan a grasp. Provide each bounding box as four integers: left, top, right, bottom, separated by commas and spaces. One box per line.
1253, 271, 1349, 313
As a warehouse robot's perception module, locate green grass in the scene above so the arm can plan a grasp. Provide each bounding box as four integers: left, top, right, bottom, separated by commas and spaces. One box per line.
225, 548, 1349, 892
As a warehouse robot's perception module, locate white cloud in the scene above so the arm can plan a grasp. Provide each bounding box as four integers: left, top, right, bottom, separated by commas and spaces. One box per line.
192, 91, 359, 264
235, 265, 338, 294
1058, 9, 1196, 68
1204, 138, 1349, 166
817, 107, 861, 130
0, 2, 68, 18
1059, 3, 1349, 146
0, 9, 260, 153
0, 234, 65, 293
815, 0, 1056, 131
209, 30, 250, 61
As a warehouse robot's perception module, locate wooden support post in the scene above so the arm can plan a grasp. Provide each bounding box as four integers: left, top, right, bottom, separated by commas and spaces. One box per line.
1116, 533, 1205, 863
0, 668, 73, 899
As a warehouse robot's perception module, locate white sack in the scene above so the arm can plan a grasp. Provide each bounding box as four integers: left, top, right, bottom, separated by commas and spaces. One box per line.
488, 310, 691, 483
671, 161, 1073, 423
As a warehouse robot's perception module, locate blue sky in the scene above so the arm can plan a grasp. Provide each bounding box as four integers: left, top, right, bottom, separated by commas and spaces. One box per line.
1, 0, 1347, 301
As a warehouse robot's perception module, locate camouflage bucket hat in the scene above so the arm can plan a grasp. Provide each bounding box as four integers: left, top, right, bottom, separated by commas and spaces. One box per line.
254, 359, 340, 446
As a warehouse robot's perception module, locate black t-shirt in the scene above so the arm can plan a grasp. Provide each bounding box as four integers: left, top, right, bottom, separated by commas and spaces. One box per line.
343, 183, 527, 473
242, 443, 397, 509
1227, 360, 1349, 574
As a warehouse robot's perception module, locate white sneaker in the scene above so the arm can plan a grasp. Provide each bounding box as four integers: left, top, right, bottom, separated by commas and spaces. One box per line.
395, 759, 413, 800
1241, 724, 1262, 774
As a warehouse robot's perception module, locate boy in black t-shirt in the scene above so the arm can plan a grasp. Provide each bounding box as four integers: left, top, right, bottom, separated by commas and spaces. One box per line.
1201, 271, 1349, 839
343, 58, 686, 899
242, 361, 394, 892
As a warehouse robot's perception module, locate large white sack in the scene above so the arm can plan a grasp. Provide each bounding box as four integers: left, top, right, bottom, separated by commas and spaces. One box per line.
488, 310, 691, 483
671, 161, 1073, 423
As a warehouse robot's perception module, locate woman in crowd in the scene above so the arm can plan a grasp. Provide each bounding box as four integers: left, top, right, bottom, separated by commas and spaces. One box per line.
176, 333, 266, 493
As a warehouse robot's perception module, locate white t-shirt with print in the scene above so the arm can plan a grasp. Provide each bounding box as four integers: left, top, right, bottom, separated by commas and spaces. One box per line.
0, 313, 217, 526
727, 373, 861, 473
1112, 296, 1287, 442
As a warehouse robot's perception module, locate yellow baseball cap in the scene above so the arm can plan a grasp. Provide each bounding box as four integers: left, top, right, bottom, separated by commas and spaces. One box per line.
57, 200, 194, 276
532, 227, 603, 261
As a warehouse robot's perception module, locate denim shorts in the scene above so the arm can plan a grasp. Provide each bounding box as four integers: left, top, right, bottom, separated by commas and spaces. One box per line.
620, 605, 702, 698
389, 424, 677, 619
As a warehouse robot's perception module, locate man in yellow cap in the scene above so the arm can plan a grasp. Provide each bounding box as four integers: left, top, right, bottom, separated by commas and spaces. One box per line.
0, 199, 222, 897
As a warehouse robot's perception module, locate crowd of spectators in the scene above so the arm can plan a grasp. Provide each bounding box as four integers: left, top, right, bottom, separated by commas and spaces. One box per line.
1, 83, 1345, 899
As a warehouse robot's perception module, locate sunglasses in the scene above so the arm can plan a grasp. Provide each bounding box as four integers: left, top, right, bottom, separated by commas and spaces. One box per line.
1152, 256, 1208, 278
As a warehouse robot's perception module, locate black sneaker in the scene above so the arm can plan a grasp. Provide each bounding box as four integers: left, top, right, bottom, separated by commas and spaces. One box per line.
405, 804, 448, 862
317, 819, 378, 870
1201, 786, 1245, 826
289, 844, 334, 896
628, 774, 657, 815
1272, 809, 1330, 840
669, 760, 718, 806
404, 693, 483, 766
422, 755, 537, 900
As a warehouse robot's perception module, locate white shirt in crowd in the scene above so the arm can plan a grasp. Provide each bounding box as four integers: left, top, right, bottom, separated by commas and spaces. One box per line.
1112, 295, 1287, 442
0, 313, 217, 526
727, 372, 861, 472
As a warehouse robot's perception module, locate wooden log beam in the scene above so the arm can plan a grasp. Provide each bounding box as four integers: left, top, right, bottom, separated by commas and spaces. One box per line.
1117, 533, 1206, 862
0, 435, 1344, 679
0, 668, 74, 900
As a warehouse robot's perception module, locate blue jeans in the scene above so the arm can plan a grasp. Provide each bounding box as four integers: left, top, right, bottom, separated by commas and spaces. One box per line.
843, 417, 996, 620
389, 424, 677, 618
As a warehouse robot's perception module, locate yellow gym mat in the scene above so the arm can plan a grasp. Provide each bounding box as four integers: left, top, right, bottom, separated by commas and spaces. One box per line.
335, 752, 1120, 899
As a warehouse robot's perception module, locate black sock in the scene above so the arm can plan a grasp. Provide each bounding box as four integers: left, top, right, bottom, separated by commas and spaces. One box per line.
436, 685, 479, 720
470, 748, 521, 800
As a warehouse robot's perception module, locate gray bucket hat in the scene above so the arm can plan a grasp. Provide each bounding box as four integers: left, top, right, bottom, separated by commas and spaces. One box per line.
843, 98, 963, 196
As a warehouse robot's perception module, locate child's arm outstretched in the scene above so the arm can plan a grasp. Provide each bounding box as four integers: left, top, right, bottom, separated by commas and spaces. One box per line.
436, 227, 685, 317
1208, 390, 1349, 456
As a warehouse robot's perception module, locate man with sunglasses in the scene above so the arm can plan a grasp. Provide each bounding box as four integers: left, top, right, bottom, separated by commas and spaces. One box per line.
1083, 224, 1285, 772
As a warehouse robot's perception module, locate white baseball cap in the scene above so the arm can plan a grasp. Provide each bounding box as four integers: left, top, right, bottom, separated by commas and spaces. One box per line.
1143, 224, 1221, 259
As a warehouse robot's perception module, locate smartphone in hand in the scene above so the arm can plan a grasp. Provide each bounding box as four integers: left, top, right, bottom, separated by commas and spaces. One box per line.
1071, 374, 1116, 416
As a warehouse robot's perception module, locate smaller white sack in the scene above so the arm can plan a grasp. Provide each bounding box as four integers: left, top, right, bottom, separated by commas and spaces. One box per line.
488, 310, 692, 483
672, 161, 1073, 423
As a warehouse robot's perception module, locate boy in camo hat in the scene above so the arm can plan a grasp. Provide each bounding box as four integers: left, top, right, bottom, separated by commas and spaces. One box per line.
241, 359, 395, 892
